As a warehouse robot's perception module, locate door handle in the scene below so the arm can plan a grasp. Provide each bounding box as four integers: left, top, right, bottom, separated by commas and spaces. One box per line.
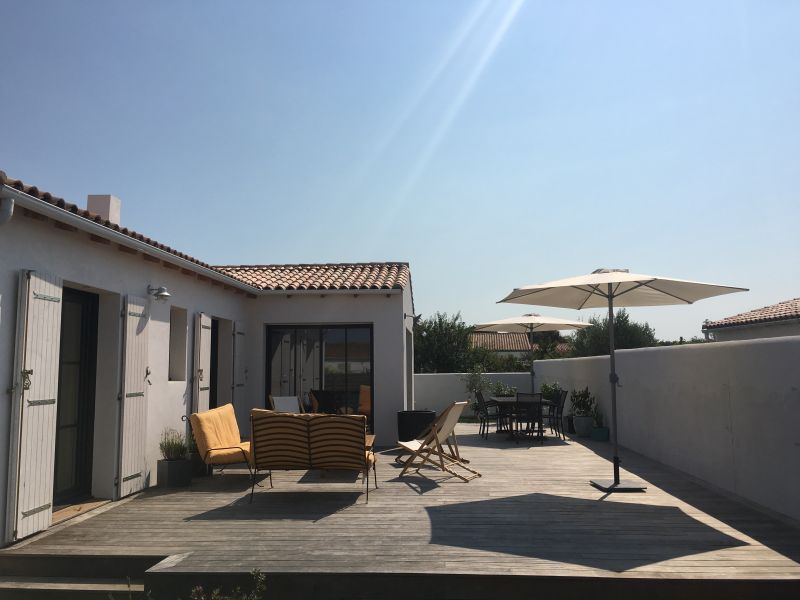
198, 368, 204, 381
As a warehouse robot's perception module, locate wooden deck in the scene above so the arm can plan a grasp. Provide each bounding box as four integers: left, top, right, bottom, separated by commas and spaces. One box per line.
5, 424, 800, 598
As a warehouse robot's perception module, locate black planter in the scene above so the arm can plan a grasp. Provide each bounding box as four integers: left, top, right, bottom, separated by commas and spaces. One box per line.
591, 426, 610, 442
397, 410, 437, 442
566, 415, 575, 434
190, 452, 212, 477
157, 459, 192, 488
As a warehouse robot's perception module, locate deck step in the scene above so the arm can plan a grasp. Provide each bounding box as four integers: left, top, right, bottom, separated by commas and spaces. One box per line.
0, 553, 164, 578
0, 575, 145, 599
0, 554, 162, 599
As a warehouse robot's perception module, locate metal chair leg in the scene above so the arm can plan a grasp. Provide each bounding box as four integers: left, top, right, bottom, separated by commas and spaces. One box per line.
249, 470, 257, 503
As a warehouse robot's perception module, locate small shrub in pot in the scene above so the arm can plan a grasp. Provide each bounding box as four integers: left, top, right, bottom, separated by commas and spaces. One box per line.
490, 380, 516, 398
590, 403, 610, 442
157, 428, 192, 487
539, 381, 562, 401
570, 387, 595, 438
462, 366, 491, 414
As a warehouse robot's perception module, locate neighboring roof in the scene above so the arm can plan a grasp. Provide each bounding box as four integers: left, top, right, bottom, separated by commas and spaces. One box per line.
469, 332, 572, 355
215, 263, 410, 291
470, 332, 531, 352
0, 170, 218, 271
1, 170, 412, 295
703, 298, 800, 330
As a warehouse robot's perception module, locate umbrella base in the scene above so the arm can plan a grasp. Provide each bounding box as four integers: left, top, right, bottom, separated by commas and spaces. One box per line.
590, 479, 647, 493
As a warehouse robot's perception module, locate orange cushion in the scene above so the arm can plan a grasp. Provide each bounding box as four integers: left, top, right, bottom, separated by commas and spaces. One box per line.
206, 442, 252, 466
189, 403, 243, 463
358, 385, 371, 417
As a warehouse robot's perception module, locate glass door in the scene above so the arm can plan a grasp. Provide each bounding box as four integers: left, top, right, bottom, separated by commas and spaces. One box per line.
266, 325, 374, 428
54, 288, 98, 507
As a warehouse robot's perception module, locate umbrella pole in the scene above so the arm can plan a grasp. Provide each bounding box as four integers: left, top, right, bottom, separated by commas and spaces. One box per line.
528, 328, 535, 393
608, 290, 620, 485
590, 284, 646, 493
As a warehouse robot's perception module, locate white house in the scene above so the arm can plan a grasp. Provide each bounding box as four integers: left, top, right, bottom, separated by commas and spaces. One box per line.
0, 171, 414, 545
702, 298, 800, 341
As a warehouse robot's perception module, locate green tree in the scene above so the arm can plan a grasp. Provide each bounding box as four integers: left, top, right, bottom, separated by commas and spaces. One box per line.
570, 309, 657, 357
414, 312, 473, 373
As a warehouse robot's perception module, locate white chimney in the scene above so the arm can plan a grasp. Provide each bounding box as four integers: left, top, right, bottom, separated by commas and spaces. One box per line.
87, 194, 121, 226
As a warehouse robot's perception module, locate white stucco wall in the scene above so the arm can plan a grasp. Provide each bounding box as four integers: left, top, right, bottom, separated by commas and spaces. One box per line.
0, 200, 413, 543
243, 288, 412, 446
533, 337, 800, 522
413, 372, 532, 414
709, 320, 800, 342
0, 211, 253, 543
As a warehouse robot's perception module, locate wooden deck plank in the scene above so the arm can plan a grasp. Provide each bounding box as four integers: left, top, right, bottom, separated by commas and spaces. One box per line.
3, 424, 799, 583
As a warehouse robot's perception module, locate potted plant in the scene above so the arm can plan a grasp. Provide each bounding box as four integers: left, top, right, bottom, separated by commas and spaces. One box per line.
490, 380, 516, 399
157, 428, 192, 487
539, 381, 562, 402
462, 366, 491, 416
590, 403, 610, 442
570, 387, 595, 438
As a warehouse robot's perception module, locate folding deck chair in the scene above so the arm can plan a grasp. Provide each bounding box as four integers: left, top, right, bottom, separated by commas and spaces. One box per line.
396, 401, 481, 482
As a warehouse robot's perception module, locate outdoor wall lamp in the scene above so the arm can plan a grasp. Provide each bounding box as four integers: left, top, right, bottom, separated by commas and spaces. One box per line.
404, 313, 422, 324
147, 285, 171, 302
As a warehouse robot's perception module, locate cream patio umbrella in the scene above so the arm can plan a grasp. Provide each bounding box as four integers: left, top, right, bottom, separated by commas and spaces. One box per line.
499, 268, 748, 493
473, 314, 589, 392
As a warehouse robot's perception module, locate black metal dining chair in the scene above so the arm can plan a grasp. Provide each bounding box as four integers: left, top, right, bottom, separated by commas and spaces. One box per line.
543, 389, 568, 440
476, 391, 500, 439
514, 392, 544, 443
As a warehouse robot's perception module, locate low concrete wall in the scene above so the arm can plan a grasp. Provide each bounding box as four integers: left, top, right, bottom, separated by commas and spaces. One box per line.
533, 336, 800, 522
413, 372, 532, 414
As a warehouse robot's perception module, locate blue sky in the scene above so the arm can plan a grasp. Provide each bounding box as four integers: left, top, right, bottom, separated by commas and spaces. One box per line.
2, 0, 798, 340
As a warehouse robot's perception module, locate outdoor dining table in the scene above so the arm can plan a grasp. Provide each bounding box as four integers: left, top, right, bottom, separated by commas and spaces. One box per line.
489, 395, 554, 442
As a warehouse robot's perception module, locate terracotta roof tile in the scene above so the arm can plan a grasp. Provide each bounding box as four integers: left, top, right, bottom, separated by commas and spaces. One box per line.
468, 332, 572, 355
216, 263, 410, 291
1, 170, 412, 295
0, 170, 220, 272
470, 332, 532, 352
703, 298, 800, 330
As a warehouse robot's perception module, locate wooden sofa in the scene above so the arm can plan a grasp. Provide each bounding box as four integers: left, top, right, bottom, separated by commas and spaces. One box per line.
249, 409, 377, 502
189, 403, 252, 475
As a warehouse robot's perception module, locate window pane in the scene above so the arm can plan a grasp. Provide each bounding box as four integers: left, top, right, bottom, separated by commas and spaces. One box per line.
296, 329, 320, 407
322, 329, 347, 392
347, 327, 371, 391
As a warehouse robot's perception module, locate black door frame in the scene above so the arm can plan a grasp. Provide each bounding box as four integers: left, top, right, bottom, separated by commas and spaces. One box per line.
209, 318, 219, 409
54, 287, 99, 507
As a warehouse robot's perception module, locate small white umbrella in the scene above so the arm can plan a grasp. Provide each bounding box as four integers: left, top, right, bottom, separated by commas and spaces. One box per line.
473, 314, 589, 392
499, 269, 748, 493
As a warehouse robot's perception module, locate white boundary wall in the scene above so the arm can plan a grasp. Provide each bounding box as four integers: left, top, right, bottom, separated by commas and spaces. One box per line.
533, 337, 800, 522
413, 372, 531, 414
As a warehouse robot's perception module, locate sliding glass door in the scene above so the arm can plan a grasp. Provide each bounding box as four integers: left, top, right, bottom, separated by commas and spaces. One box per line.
267, 325, 373, 427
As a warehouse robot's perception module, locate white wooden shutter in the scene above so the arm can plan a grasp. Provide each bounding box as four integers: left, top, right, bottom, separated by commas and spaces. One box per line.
7, 270, 63, 541
232, 320, 246, 405
118, 295, 149, 498
193, 313, 212, 413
